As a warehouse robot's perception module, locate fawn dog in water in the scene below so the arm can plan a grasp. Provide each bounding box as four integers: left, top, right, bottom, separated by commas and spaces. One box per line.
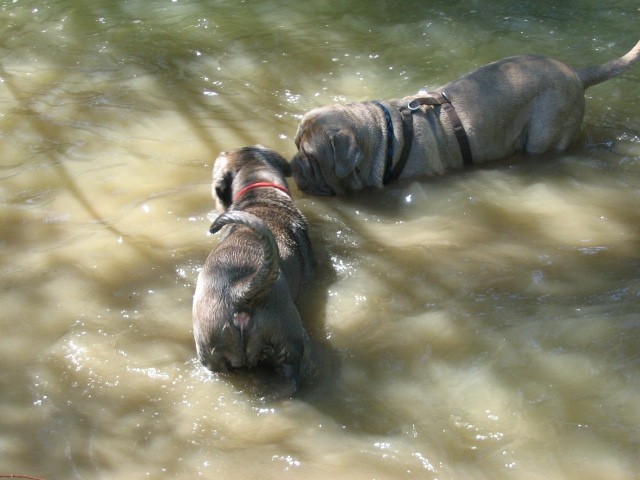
291, 39, 640, 195
192, 146, 315, 394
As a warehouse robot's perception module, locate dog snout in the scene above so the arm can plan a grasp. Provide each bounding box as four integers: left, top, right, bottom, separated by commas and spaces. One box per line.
291, 155, 310, 191
292, 153, 336, 196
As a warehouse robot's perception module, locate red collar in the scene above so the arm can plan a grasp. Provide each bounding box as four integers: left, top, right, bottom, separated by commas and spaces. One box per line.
234, 182, 291, 202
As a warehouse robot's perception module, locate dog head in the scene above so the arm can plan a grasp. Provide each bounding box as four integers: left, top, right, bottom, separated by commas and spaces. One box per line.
291, 104, 382, 195
211, 145, 292, 211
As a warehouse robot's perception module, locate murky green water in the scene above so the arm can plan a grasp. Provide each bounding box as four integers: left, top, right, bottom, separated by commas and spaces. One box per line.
1, 1, 639, 479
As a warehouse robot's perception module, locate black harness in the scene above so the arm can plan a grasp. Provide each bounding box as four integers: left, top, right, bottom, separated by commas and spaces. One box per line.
374, 92, 473, 185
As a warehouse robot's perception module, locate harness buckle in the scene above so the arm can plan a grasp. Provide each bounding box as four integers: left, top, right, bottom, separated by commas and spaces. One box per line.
407, 99, 421, 111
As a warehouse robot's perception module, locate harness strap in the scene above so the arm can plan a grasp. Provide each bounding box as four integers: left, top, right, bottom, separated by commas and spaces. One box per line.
376, 91, 473, 185
394, 108, 415, 181
372, 101, 395, 184
373, 101, 415, 185
407, 92, 473, 167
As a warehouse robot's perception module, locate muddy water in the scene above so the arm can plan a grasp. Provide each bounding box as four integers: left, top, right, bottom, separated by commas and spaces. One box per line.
1, 1, 640, 479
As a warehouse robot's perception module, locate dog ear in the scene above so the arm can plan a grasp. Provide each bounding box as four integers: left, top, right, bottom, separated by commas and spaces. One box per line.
330, 130, 362, 178
258, 147, 293, 177
212, 155, 234, 210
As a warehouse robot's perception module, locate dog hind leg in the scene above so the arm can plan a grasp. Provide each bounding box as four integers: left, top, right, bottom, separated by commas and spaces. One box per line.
524, 91, 585, 154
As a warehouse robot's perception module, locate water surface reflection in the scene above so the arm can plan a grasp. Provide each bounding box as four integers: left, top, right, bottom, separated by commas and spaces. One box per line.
1, 1, 639, 479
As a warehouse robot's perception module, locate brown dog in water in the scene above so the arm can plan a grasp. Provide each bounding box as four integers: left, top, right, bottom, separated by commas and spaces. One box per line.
192, 145, 315, 393
291, 39, 640, 195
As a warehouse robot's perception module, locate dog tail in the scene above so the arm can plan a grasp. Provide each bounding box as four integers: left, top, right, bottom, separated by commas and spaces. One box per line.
576, 39, 640, 89
209, 210, 280, 305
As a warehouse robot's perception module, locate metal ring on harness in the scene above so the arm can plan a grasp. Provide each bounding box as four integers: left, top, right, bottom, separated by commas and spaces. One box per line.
407, 99, 421, 111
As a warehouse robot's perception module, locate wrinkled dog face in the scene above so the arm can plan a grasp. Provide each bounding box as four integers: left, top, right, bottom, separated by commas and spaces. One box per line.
291, 105, 370, 195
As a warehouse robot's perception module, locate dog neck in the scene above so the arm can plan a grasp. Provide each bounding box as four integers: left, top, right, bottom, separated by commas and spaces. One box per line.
374, 93, 473, 185
234, 182, 291, 202
372, 100, 415, 185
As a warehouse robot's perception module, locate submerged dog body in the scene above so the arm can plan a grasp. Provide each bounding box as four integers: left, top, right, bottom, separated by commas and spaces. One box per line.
192, 146, 315, 391
292, 39, 640, 195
